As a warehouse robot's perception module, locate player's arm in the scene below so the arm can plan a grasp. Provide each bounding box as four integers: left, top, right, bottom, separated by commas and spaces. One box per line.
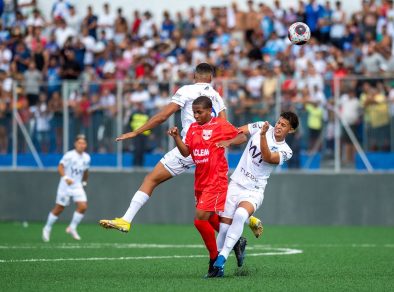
167, 126, 190, 157
260, 121, 280, 164
82, 170, 89, 187
58, 163, 73, 185
218, 109, 227, 120
116, 102, 180, 141
216, 133, 247, 148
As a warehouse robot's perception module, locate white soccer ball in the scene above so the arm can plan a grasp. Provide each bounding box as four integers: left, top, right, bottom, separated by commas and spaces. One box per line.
288, 22, 311, 45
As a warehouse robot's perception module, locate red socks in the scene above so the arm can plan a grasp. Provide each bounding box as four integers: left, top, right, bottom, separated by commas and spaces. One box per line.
208, 213, 220, 232
194, 219, 218, 260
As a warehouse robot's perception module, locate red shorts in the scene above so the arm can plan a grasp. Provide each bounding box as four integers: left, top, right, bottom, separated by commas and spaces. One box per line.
194, 190, 227, 212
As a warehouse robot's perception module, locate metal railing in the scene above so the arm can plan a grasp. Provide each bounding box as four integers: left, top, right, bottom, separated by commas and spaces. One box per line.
1, 76, 393, 171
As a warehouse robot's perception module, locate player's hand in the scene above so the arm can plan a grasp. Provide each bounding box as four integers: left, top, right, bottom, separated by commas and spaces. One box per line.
167, 127, 179, 137
216, 140, 232, 148
63, 177, 74, 185
260, 121, 269, 135
115, 132, 137, 141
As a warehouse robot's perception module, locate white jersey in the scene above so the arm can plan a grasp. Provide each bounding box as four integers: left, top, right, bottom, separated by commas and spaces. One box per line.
171, 83, 226, 137
58, 150, 91, 189
231, 122, 292, 191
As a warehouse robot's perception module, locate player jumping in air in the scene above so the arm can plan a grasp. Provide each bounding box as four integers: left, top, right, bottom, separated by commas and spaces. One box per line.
207, 112, 299, 277
99, 63, 262, 241
42, 134, 91, 242
168, 96, 247, 276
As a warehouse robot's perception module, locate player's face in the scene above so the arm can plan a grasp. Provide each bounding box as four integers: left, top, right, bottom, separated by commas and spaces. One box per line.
192, 104, 212, 125
274, 117, 293, 138
75, 139, 87, 153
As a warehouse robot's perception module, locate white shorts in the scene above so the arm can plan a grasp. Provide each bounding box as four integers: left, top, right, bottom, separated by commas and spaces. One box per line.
220, 180, 264, 219
56, 186, 87, 206
160, 147, 195, 176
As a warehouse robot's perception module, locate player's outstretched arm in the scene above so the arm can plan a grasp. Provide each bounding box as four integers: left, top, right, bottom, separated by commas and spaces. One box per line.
260, 122, 280, 164
116, 102, 180, 141
216, 133, 247, 148
168, 126, 190, 157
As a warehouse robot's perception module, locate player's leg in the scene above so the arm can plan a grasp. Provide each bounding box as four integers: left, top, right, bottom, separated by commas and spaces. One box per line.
66, 201, 87, 241
99, 162, 172, 232
100, 147, 194, 233
208, 202, 254, 278
194, 208, 218, 275
42, 192, 68, 242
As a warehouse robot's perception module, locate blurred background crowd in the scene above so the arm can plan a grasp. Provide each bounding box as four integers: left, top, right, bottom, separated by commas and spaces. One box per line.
0, 0, 393, 168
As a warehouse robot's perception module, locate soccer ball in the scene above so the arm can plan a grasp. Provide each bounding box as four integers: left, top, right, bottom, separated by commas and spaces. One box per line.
288, 22, 311, 45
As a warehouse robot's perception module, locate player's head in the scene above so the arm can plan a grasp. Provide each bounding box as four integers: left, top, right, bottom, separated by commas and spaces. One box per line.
194, 63, 214, 83
74, 134, 87, 153
192, 96, 212, 125
274, 112, 299, 138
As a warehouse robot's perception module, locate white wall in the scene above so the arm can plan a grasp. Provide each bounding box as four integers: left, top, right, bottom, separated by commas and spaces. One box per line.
38, 0, 361, 25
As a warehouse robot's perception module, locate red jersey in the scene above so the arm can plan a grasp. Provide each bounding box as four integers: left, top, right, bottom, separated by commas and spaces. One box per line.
185, 117, 240, 194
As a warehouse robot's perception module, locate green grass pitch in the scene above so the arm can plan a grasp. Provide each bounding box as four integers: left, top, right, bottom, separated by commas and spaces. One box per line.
1, 222, 393, 291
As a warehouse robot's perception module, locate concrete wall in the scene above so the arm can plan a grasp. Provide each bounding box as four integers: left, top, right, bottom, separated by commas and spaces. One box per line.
0, 170, 393, 225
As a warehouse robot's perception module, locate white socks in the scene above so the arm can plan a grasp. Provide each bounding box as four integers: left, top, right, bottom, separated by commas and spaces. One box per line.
122, 191, 150, 223
216, 223, 230, 252
44, 212, 58, 230
220, 207, 249, 259
69, 211, 84, 230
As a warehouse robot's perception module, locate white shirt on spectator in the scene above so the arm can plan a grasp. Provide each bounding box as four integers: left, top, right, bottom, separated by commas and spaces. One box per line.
138, 18, 155, 38
340, 94, 361, 125
55, 26, 76, 48
52, 0, 71, 19
66, 13, 81, 32
0, 47, 12, 71
98, 12, 115, 40
246, 75, 265, 99
130, 89, 150, 104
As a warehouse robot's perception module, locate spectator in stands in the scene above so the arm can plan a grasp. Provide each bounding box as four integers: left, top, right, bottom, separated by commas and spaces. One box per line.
304, 93, 324, 152
138, 11, 157, 39
113, 8, 128, 45
31, 92, 51, 153
98, 3, 115, 41
330, 1, 346, 48
128, 102, 151, 167
60, 49, 81, 80
82, 5, 98, 40
48, 91, 63, 152
360, 84, 390, 151
12, 41, 30, 75
65, 5, 80, 32
339, 89, 361, 164
24, 60, 42, 106
52, 0, 72, 20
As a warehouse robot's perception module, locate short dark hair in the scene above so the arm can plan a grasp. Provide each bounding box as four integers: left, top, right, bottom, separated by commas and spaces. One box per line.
192, 96, 212, 109
195, 63, 214, 76
75, 134, 87, 142
280, 111, 299, 130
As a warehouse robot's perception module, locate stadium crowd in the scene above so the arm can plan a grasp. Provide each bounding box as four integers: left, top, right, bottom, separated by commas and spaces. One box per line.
0, 0, 393, 166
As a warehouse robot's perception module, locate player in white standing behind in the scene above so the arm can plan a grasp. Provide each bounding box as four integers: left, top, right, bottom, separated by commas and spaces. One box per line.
99, 63, 262, 242
42, 134, 91, 242
207, 112, 299, 277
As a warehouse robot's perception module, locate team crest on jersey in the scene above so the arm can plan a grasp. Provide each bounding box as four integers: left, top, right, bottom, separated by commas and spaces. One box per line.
202, 129, 212, 140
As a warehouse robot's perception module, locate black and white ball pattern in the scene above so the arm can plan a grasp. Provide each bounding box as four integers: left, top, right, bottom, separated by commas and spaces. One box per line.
288, 22, 311, 45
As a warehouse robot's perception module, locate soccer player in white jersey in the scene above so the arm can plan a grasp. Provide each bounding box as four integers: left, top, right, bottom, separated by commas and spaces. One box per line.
207, 111, 299, 277
99, 63, 262, 240
42, 135, 91, 242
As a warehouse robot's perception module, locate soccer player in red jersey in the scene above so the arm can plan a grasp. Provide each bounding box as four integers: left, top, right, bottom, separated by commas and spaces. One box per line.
168, 96, 247, 276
